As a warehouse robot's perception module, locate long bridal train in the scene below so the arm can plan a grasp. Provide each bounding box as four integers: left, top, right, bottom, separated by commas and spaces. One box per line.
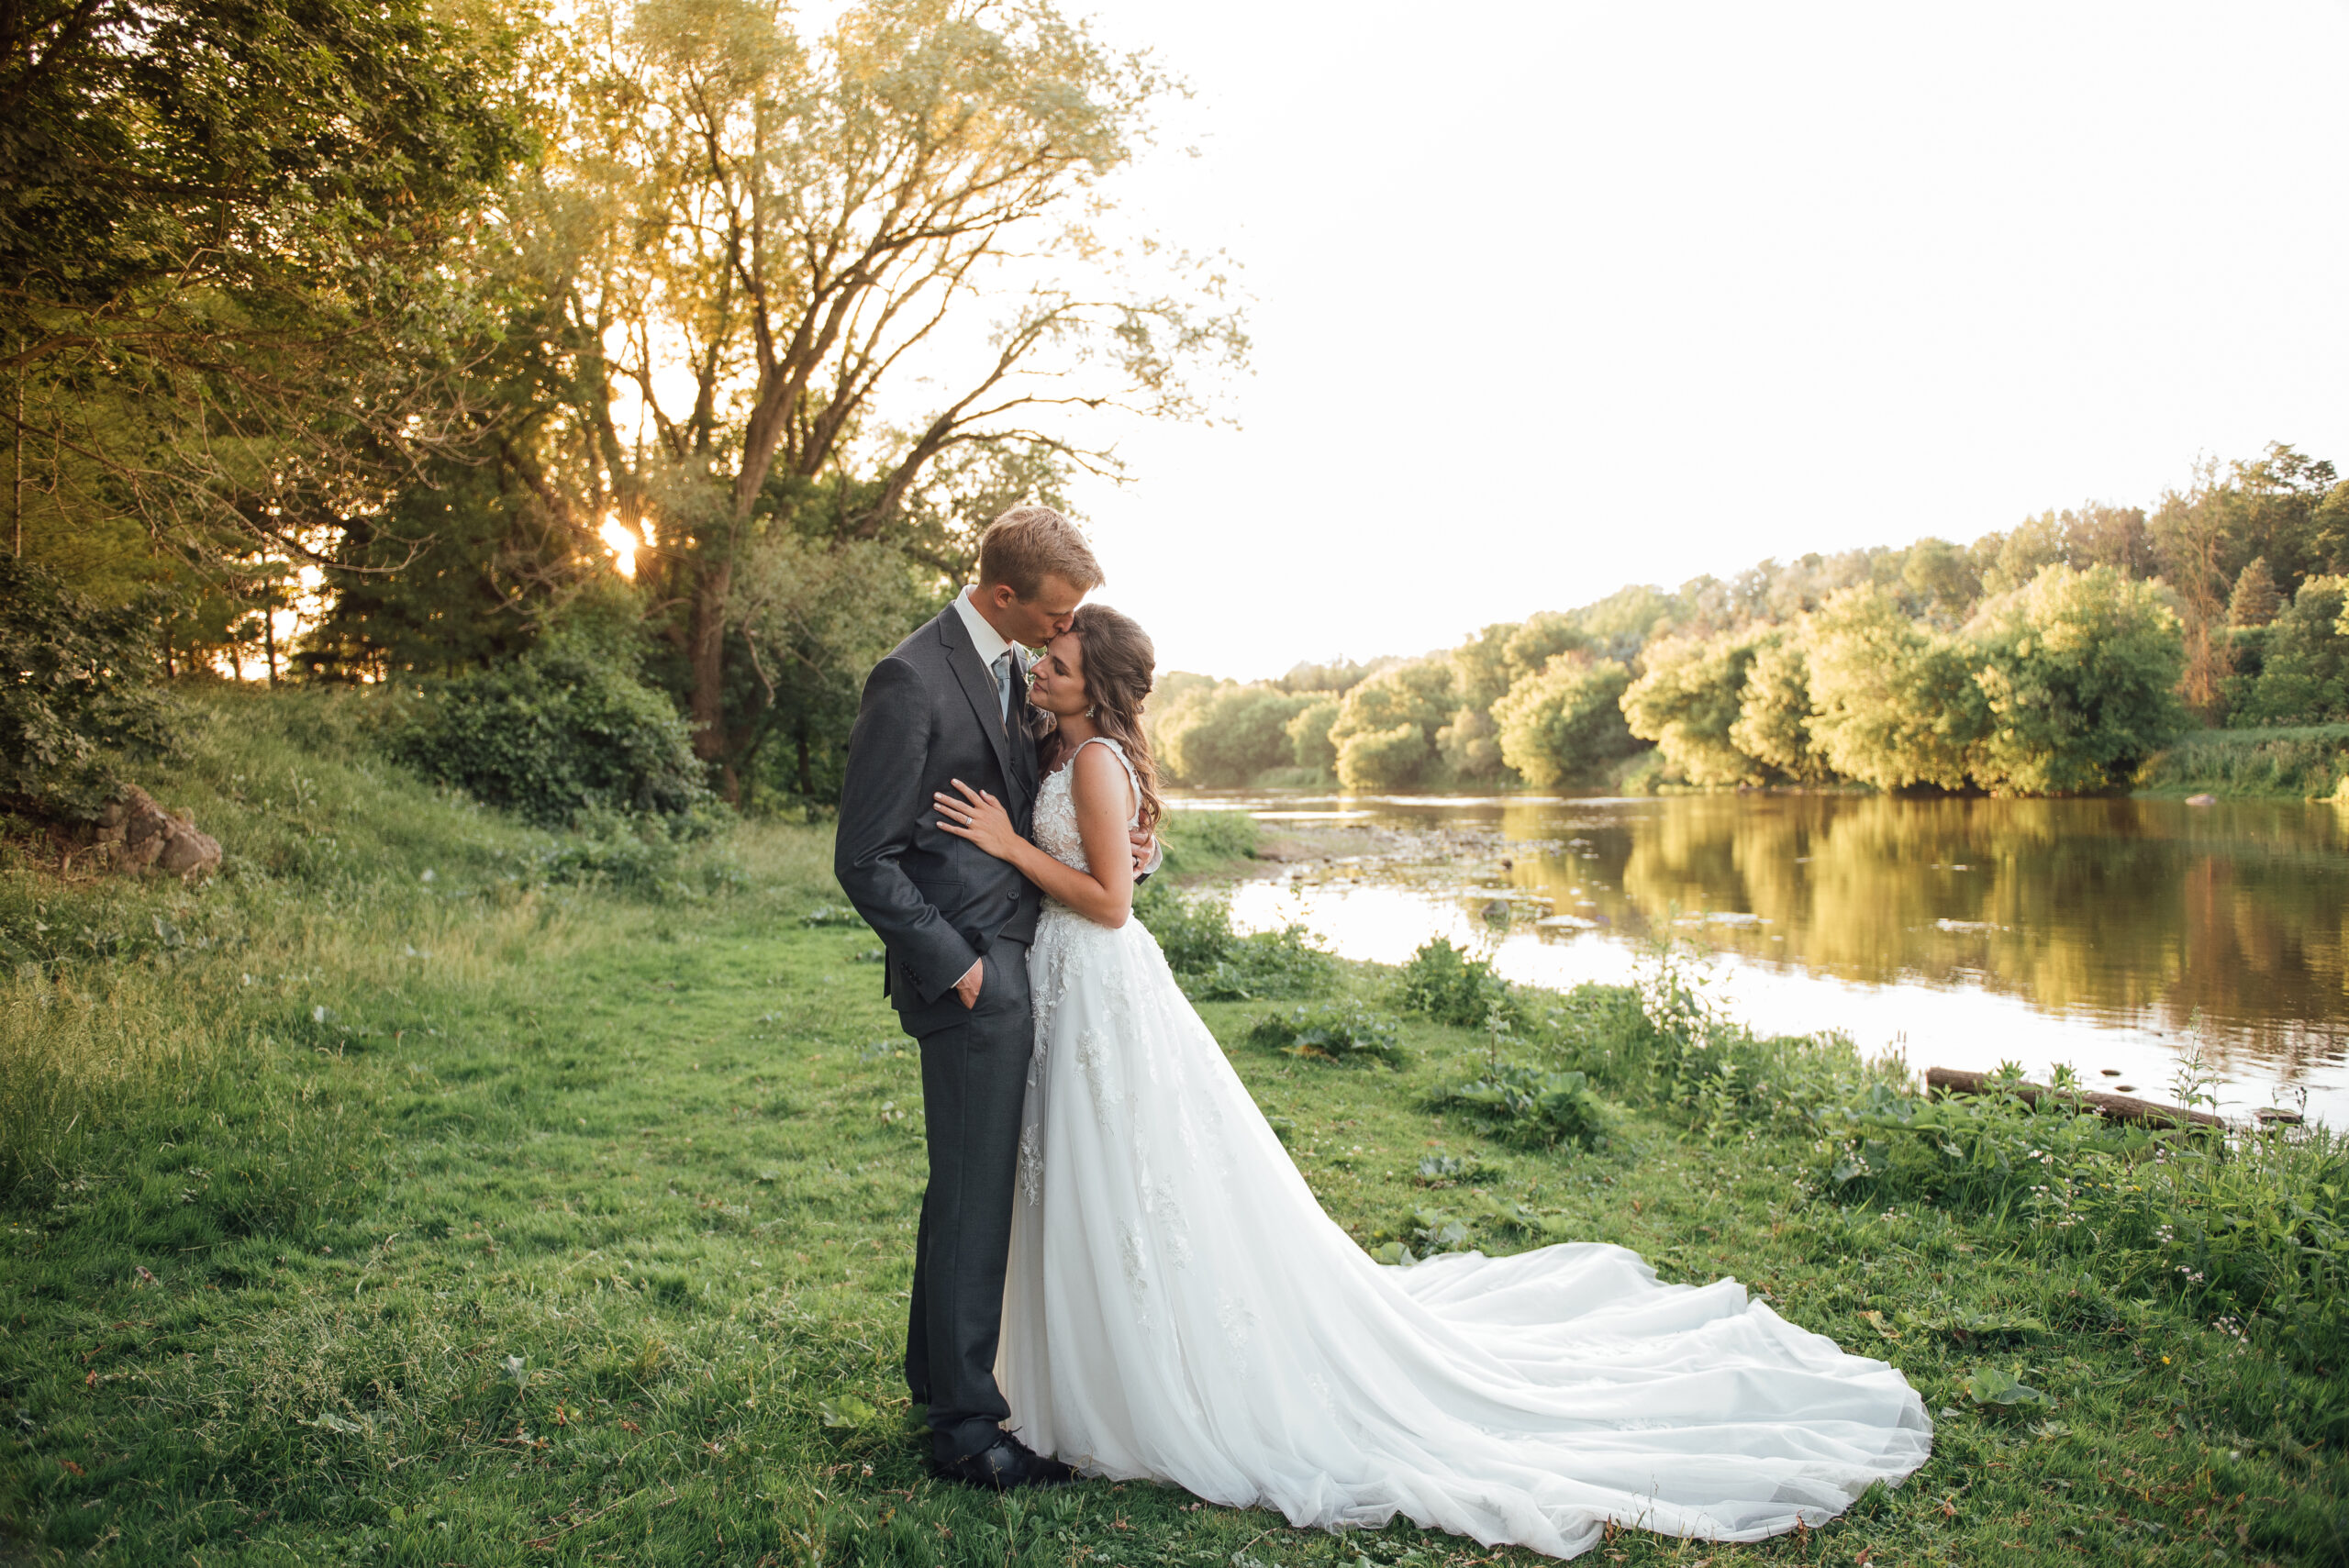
997, 740, 1932, 1560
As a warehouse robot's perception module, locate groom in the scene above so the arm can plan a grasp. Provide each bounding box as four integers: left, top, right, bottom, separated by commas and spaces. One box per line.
834, 506, 1149, 1490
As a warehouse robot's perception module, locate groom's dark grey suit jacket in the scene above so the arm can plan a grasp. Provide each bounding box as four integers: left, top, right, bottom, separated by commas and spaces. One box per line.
834, 604, 1042, 1018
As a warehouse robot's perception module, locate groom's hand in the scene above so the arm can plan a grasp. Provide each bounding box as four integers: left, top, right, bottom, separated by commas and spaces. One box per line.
1128, 827, 1160, 883
954, 957, 985, 1009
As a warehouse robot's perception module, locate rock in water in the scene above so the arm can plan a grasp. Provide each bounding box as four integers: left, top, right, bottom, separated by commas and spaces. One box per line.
2184, 793, 2218, 806
95, 785, 222, 879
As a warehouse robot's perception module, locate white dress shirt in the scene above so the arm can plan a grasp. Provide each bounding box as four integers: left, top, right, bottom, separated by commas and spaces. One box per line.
952, 585, 1015, 675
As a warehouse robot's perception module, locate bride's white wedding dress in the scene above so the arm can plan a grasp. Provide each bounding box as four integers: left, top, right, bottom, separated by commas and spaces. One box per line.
997, 739, 1931, 1558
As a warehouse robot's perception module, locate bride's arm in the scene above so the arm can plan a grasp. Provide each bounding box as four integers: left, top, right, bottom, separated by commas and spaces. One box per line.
933, 746, 1138, 928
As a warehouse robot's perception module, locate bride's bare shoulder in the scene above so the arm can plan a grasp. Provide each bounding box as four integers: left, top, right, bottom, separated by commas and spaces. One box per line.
1068, 739, 1135, 814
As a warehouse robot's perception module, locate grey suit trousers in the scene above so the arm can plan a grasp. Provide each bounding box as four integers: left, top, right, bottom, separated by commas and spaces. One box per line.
901, 944, 1032, 1456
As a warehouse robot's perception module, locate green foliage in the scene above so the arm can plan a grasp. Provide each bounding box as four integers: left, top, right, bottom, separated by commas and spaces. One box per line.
1284, 697, 1342, 773
3, 0, 530, 626
2135, 723, 2349, 798
1332, 721, 1430, 792
1156, 684, 1316, 787
1245, 1002, 1406, 1065
1620, 629, 1770, 786
1131, 883, 1334, 1000
1726, 630, 1832, 782
1328, 660, 1457, 791
1155, 810, 1259, 876
1488, 654, 1640, 789
395, 637, 712, 827
0, 558, 182, 814
1393, 938, 1513, 1028
1434, 1062, 1612, 1151
1804, 585, 1989, 791
1965, 564, 2188, 794
2224, 575, 2349, 725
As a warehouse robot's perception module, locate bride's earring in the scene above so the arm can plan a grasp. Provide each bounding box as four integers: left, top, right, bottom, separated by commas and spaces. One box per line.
1084, 704, 1097, 719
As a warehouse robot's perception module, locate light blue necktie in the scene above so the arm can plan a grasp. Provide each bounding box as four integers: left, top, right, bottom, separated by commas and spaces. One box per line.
991, 651, 1015, 725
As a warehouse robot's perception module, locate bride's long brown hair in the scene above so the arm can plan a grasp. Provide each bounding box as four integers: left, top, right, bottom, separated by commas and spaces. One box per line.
1042, 603, 1164, 833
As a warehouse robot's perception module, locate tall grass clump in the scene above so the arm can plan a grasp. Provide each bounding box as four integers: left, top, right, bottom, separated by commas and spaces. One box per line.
2134, 722, 2349, 798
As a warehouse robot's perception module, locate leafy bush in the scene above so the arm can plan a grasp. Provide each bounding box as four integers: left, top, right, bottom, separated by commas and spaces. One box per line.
1435, 1062, 1612, 1151
1134, 881, 1335, 1000
0, 558, 181, 814
1188, 924, 1336, 1001
1394, 937, 1513, 1027
395, 638, 711, 827
1132, 878, 1239, 973
1245, 1001, 1405, 1065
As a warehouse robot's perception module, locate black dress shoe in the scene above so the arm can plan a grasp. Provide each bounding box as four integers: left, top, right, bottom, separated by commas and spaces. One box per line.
930, 1429, 1075, 1491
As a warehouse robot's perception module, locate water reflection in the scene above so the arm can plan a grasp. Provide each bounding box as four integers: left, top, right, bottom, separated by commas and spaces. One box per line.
1184, 792, 2349, 1124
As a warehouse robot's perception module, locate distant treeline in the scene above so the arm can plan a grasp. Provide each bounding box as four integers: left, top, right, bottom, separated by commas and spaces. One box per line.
1150, 444, 2349, 795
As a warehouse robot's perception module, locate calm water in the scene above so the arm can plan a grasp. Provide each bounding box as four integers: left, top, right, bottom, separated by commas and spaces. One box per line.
1176, 792, 2349, 1126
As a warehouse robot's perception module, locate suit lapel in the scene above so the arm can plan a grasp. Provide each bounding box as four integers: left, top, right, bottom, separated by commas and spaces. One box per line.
934, 606, 1018, 794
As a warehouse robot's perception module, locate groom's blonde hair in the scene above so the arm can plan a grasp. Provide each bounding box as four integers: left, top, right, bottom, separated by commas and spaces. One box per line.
976, 506, 1103, 599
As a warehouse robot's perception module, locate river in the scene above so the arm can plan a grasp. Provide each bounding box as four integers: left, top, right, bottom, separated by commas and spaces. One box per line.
1173, 790, 2349, 1127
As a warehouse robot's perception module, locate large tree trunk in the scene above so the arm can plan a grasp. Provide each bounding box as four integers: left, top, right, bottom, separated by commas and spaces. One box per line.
687, 557, 736, 798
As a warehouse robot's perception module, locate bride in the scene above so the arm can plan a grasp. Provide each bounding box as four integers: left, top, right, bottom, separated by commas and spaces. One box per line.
931, 604, 1931, 1559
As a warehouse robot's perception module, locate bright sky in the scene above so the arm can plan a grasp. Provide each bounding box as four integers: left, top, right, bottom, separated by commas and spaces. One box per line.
1052, 0, 2349, 681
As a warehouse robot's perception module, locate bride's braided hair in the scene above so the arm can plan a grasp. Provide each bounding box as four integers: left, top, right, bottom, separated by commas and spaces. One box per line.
1060, 603, 1164, 833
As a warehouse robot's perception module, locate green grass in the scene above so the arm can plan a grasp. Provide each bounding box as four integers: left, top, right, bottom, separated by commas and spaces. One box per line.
2134, 724, 2349, 799
1, 689, 2344, 1565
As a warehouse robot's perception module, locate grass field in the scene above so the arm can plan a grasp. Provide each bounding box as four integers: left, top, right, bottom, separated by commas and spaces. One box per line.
2, 690, 2344, 1566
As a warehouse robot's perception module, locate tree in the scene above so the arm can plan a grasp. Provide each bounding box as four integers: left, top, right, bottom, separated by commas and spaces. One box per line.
2225, 577, 2349, 726
1899, 538, 1981, 624
1729, 631, 1832, 783
1286, 698, 1341, 773
1333, 723, 1429, 793
1620, 629, 1768, 786
508, 0, 1243, 793
1965, 565, 2186, 795
2229, 558, 2283, 628
0, 560, 181, 814
2, 0, 529, 600
1327, 659, 1456, 791
2151, 444, 2342, 715
1489, 654, 1639, 789
1157, 684, 1313, 787
1435, 706, 1506, 780
1803, 586, 1986, 792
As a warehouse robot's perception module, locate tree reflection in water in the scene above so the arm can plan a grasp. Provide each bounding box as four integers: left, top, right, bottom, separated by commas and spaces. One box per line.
1498, 795, 2348, 1082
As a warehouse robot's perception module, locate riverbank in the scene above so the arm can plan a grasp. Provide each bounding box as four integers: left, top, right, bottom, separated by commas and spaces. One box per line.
2, 694, 2343, 1565
2133, 724, 2349, 801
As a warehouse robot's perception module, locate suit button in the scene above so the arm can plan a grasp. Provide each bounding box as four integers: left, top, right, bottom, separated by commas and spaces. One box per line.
1005, 892, 1018, 903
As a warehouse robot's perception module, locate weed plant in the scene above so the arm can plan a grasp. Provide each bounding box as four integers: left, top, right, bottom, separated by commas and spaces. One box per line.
0, 690, 2343, 1564
1392, 937, 1513, 1027
1432, 1064, 1612, 1151
1244, 1002, 1406, 1066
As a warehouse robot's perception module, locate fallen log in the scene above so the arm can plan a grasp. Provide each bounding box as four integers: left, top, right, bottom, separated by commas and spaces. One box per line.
1926, 1067, 2226, 1131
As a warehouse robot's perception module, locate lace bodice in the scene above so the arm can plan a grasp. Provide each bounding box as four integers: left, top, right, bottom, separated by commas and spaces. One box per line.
1031, 736, 1140, 876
